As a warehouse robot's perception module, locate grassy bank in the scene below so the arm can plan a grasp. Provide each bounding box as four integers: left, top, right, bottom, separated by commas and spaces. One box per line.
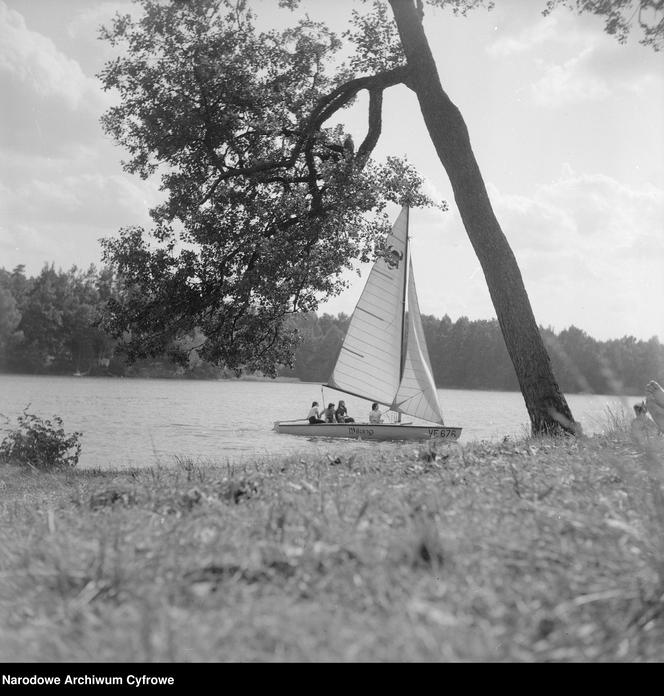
1, 425, 663, 662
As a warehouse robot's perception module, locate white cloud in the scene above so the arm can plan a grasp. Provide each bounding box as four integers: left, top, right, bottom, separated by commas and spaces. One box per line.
0, 2, 112, 156
531, 48, 611, 107
485, 6, 664, 108
0, 2, 103, 110
486, 16, 560, 57
485, 173, 664, 339
11, 172, 161, 227
0, 2, 146, 277
490, 172, 664, 257
0, 141, 163, 276
530, 37, 664, 108
325, 172, 664, 341
0, 172, 162, 276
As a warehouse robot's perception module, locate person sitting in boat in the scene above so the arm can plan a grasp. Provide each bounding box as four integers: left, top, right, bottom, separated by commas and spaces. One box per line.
323, 403, 337, 423
631, 401, 658, 439
335, 400, 355, 423
307, 401, 325, 424
645, 380, 664, 432
369, 402, 383, 424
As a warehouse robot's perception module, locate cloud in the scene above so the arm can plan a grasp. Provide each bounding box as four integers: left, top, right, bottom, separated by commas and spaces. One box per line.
489, 172, 664, 260
0, 2, 111, 155
530, 39, 663, 107
531, 48, 612, 107
486, 16, 560, 58
315, 171, 664, 341
0, 2, 104, 109
485, 6, 664, 108
0, 173, 162, 276
8, 171, 160, 228
0, 2, 149, 276
0, 142, 163, 276
485, 13, 615, 108
485, 173, 664, 339
324, 170, 664, 341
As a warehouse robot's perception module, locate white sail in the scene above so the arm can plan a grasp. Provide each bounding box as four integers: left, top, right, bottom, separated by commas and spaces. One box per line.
393, 260, 445, 424
327, 207, 408, 406
276, 205, 461, 440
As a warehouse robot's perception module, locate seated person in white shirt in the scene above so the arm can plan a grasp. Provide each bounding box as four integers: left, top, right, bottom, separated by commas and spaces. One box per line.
307, 401, 325, 424
369, 402, 383, 424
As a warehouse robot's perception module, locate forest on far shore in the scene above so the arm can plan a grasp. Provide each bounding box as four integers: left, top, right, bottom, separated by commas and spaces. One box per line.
1, 264, 661, 395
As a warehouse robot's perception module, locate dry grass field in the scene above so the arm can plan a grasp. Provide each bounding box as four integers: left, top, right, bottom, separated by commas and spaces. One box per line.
1, 422, 663, 662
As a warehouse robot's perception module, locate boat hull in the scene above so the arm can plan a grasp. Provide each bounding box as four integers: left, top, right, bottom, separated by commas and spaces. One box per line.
273, 422, 462, 441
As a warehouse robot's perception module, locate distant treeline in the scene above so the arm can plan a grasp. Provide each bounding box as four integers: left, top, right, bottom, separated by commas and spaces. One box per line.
284, 313, 663, 395
0, 265, 224, 379
1, 264, 662, 394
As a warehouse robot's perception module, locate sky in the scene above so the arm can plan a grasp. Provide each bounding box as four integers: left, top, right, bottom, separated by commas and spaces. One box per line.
1, 0, 663, 342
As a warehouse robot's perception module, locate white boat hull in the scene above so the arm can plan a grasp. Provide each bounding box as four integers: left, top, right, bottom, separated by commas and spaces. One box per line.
273, 422, 462, 441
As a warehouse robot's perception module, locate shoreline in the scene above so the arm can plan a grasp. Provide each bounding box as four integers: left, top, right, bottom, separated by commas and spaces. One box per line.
0, 370, 647, 397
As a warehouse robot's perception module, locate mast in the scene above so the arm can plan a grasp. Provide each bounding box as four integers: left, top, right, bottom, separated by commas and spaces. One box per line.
397, 205, 410, 423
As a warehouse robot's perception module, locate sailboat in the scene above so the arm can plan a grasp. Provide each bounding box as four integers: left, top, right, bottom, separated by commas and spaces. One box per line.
273, 206, 462, 442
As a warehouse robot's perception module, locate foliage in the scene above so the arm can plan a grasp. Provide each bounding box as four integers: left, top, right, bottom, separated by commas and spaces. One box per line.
0, 264, 118, 375
0, 409, 82, 470
95, 0, 663, 431
544, 0, 664, 51
415, 0, 664, 50
97, 0, 434, 376
0, 276, 22, 357
425, 0, 496, 15
345, 1, 406, 73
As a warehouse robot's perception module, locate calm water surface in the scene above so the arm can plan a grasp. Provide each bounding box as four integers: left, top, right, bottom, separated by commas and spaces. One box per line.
0, 374, 635, 469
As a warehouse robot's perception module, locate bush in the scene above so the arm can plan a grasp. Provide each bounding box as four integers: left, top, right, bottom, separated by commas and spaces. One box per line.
0, 409, 82, 470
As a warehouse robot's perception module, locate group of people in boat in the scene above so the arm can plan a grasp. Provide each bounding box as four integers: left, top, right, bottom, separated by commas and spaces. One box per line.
307, 400, 385, 425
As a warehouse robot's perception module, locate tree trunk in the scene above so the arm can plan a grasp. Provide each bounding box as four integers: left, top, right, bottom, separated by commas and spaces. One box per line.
389, 0, 578, 435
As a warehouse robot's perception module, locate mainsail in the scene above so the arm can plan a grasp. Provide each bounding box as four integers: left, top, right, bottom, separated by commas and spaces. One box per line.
327, 207, 407, 406
327, 206, 445, 425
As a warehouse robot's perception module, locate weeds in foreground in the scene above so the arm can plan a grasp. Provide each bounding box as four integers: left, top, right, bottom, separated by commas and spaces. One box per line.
0, 408, 81, 470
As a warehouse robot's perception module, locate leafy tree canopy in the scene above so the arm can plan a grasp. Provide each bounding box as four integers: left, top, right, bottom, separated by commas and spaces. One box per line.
98, 0, 662, 381
98, 0, 436, 375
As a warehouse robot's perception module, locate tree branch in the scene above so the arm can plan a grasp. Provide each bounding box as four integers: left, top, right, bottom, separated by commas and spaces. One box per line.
197, 64, 410, 206
356, 87, 384, 168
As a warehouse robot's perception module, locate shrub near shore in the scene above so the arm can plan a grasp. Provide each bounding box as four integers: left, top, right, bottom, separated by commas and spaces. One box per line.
0, 426, 663, 661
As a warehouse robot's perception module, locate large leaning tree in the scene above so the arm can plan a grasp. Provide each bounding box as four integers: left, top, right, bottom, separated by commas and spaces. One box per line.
99, 0, 663, 435
99, 0, 434, 375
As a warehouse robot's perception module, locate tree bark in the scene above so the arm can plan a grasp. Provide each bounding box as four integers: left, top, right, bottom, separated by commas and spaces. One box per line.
389, 0, 578, 435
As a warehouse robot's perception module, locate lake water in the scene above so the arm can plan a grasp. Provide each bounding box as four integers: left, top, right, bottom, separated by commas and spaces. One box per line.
0, 374, 636, 469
